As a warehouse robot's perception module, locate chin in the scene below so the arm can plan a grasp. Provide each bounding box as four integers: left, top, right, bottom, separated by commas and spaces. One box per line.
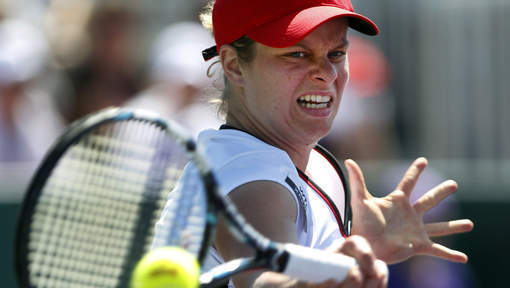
304, 123, 331, 142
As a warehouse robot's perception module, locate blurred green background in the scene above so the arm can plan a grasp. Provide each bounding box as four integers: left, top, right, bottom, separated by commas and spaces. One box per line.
1, 0, 508, 287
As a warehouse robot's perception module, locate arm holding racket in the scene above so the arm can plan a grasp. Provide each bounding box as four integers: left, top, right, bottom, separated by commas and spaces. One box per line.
200, 242, 388, 287
282, 242, 388, 284
207, 181, 388, 288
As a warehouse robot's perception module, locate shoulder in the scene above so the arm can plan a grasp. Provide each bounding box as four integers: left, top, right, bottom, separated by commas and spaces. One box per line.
227, 180, 299, 241
197, 129, 297, 193
197, 128, 290, 163
197, 129, 310, 238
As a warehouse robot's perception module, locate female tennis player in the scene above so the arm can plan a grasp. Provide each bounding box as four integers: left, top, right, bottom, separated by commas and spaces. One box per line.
155, 0, 474, 287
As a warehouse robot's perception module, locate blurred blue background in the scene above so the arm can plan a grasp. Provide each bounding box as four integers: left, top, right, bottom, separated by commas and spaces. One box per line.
0, 0, 507, 287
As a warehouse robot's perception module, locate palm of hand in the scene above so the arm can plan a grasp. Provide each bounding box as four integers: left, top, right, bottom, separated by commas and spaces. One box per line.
345, 158, 473, 264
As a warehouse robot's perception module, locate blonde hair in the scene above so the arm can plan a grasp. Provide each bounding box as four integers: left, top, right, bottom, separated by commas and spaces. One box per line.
199, 0, 257, 117
199, 0, 214, 32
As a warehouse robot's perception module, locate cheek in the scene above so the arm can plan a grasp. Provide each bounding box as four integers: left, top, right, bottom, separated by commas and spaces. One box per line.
336, 62, 349, 93
257, 71, 296, 104
244, 74, 284, 116
344, 57, 350, 82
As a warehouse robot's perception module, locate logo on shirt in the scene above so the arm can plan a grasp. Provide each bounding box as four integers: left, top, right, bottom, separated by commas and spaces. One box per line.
285, 176, 308, 231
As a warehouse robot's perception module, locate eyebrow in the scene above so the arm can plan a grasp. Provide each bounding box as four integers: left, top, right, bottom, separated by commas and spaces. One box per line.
292, 38, 350, 50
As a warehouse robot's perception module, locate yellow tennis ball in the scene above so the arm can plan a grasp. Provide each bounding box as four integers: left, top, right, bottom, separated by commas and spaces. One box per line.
131, 247, 200, 288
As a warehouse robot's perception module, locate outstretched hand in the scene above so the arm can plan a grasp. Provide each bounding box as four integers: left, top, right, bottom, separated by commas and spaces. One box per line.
345, 158, 474, 264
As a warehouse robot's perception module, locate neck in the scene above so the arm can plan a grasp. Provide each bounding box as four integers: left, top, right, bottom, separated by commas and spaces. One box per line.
225, 113, 314, 171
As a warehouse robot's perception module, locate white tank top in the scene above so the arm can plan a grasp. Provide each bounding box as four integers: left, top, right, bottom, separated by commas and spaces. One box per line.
195, 129, 349, 275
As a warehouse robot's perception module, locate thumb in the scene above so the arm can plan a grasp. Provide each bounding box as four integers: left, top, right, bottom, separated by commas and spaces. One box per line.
344, 159, 370, 201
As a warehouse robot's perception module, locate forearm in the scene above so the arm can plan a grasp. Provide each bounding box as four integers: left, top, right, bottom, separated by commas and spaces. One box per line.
251, 272, 308, 288
228, 271, 309, 288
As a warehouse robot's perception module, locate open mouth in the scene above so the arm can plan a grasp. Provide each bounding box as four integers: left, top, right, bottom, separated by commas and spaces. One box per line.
297, 95, 332, 109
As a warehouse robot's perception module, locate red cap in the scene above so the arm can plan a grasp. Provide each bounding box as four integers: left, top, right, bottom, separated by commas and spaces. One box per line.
203, 0, 379, 60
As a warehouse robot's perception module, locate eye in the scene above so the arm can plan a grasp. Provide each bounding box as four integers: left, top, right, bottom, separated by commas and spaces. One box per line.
286, 51, 308, 58
328, 50, 346, 61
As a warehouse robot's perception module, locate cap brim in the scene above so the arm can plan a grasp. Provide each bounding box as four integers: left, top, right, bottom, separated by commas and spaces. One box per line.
246, 6, 379, 48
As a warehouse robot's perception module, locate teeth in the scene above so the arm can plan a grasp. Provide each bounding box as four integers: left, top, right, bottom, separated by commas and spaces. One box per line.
298, 95, 331, 103
300, 102, 329, 109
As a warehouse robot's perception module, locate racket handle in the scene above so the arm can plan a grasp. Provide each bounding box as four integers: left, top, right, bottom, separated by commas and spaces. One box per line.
281, 243, 388, 283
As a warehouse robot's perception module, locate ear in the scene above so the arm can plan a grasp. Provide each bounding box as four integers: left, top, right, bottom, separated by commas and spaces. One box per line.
219, 45, 246, 86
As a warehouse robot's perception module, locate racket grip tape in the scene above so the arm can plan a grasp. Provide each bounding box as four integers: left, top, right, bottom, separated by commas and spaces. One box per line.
281, 243, 388, 284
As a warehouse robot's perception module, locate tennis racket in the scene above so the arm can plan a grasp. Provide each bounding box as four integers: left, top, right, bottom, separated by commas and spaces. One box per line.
16, 107, 387, 288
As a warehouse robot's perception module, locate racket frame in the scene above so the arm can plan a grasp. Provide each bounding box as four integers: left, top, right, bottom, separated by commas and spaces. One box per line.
15, 107, 218, 288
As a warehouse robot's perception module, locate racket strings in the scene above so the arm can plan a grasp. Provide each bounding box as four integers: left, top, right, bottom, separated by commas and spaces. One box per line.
150, 160, 208, 261
27, 120, 185, 288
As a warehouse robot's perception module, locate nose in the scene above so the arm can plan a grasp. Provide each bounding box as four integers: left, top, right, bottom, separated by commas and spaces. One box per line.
309, 57, 338, 85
